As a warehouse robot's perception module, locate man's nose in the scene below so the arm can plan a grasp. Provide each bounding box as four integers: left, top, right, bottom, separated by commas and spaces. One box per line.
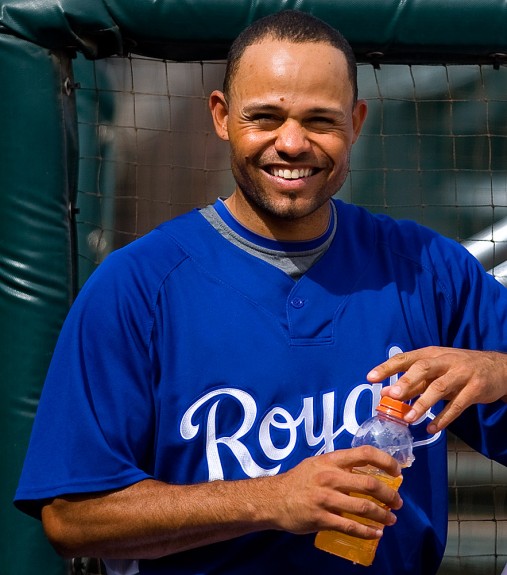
274, 120, 311, 156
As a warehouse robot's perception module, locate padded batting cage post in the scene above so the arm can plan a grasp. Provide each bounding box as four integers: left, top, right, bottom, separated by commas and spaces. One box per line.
0, 33, 77, 575
2, 2, 507, 575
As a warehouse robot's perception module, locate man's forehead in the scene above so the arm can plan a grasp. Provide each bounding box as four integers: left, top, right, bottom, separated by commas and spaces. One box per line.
231, 39, 352, 103
234, 39, 349, 86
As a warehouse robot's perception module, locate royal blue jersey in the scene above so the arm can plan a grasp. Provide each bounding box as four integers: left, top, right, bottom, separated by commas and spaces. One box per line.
15, 199, 507, 575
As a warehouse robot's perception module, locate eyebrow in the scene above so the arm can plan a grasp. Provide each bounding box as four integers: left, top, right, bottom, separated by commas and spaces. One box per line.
242, 103, 346, 118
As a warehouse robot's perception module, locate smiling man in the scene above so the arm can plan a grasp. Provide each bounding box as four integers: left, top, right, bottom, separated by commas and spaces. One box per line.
15, 9, 507, 575
209, 36, 366, 239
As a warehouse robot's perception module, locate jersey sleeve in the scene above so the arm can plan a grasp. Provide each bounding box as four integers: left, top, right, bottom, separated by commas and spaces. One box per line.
428, 232, 507, 464
379, 216, 507, 465
14, 239, 166, 518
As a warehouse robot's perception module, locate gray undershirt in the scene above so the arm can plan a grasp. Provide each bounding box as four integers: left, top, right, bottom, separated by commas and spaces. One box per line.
200, 201, 337, 280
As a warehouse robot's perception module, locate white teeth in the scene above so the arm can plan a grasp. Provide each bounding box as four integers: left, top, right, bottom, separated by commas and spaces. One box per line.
271, 168, 313, 179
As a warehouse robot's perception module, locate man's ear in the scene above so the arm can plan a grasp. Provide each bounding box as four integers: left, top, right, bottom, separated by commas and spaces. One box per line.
209, 90, 229, 141
351, 99, 368, 144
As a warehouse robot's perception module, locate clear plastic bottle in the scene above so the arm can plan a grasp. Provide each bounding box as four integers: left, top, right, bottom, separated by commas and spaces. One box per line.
314, 396, 415, 566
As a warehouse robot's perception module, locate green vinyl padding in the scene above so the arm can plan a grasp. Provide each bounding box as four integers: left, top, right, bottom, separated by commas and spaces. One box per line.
1, 0, 507, 62
0, 33, 76, 574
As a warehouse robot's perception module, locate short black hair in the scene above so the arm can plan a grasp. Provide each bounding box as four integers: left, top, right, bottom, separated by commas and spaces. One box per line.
223, 10, 358, 103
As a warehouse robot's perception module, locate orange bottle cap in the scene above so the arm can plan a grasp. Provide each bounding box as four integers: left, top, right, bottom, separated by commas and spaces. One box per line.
376, 396, 412, 419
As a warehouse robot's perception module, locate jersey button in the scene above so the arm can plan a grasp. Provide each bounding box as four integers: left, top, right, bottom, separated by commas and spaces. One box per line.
290, 297, 305, 309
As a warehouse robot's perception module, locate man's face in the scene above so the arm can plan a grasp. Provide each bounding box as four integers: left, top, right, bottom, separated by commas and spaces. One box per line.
210, 39, 367, 226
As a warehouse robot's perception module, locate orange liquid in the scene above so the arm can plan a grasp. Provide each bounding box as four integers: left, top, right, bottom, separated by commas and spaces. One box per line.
314, 468, 403, 566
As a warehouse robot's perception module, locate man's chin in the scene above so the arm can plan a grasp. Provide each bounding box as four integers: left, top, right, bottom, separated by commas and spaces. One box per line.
258, 197, 329, 223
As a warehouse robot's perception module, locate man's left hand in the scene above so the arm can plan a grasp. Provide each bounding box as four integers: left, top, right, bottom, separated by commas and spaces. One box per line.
367, 347, 507, 433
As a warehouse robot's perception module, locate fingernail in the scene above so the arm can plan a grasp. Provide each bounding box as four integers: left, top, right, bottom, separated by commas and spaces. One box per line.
406, 408, 417, 422
427, 423, 438, 434
367, 369, 379, 380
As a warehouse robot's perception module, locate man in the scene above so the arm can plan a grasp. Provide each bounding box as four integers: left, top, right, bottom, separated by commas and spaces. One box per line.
15, 10, 507, 575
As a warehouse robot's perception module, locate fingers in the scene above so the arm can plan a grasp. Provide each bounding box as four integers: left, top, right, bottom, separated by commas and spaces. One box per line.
367, 347, 447, 390
368, 347, 507, 433
367, 347, 451, 431
424, 394, 471, 433
367, 349, 429, 382
397, 366, 468, 425
279, 448, 403, 538
370, 352, 446, 424
325, 448, 403, 511
322, 491, 397, 540
313, 452, 402, 538
327, 445, 401, 480
319, 477, 399, 531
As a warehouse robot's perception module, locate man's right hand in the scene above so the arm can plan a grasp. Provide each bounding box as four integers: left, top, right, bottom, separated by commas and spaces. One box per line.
270, 445, 403, 539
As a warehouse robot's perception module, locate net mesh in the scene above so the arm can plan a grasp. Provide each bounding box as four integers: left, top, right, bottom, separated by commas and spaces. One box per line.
72, 55, 507, 574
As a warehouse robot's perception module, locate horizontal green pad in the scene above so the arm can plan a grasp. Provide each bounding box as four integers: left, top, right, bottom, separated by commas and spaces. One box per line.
1, 0, 507, 62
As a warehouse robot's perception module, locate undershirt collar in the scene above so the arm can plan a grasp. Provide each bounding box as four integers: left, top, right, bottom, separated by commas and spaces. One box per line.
213, 198, 336, 253
200, 199, 337, 280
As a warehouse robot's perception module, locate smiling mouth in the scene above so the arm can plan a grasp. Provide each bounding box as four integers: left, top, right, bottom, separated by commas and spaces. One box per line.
269, 167, 316, 180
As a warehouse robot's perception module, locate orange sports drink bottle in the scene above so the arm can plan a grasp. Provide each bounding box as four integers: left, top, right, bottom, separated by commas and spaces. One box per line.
314, 397, 415, 566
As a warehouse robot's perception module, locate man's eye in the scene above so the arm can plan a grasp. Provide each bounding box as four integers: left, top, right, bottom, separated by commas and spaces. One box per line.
306, 117, 335, 128
252, 115, 283, 129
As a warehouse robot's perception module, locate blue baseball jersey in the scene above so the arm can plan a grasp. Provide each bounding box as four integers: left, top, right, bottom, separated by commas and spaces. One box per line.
15, 199, 507, 575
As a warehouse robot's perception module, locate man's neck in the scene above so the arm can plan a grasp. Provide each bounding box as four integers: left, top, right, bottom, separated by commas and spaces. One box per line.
224, 193, 332, 242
